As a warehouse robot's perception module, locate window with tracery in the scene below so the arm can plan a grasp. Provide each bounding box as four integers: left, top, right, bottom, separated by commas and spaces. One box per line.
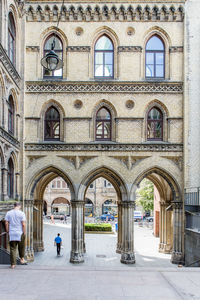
147, 107, 163, 140
145, 35, 165, 78
43, 35, 63, 78
44, 106, 60, 140
96, 107, 111, 141
8, 95, 14, 135
8, 12, 16, 65
94, 35, 114, 78
8, 158, 14, 198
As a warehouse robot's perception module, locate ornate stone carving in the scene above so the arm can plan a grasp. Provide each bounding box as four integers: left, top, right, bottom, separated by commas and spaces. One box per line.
170, 46, 183, 53
26, 4, 184, 23
110, 156, 148, 170
118, 46, 142, 52
26, 81, 183, 94
0, 44, 21, 88
27, 155, 46, 168
26, 46, 40, 52
161, 156, 183, 170
58, 155, 97, 169
66, 46, 90, 52
74, 100, 83, 109
25, 143, 183, 152
125, 100, 134, 109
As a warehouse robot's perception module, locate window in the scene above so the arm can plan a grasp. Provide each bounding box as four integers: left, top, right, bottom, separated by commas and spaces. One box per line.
43, 35, 63, 78
145, 35, 165, 78
44, 106, 60, 140
8, 95, 14, 135
8, 13, 16, 65
8, 158, 14, 198
94, 35, 114, 78
96, 107, 111, 141
147, 107, 163, 140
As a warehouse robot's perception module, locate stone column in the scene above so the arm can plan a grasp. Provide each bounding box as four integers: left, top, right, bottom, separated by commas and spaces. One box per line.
15, 172, 20, 200
116, 201, 122, 253
70, 200, 84, 263
83, 201, 86, 253
171, 201, 184, 264
2, 168, 8, 201
24, 200, 34, 261
34, 200, 44, 252
159, 203, 164, 251
120, 201, 135, 264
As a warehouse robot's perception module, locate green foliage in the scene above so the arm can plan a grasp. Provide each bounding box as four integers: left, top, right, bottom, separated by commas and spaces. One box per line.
85, 223, 112, 232
136, 179, 154, 212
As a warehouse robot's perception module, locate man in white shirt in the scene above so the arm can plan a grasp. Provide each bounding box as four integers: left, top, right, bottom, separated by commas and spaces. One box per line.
5, 202, 27, 269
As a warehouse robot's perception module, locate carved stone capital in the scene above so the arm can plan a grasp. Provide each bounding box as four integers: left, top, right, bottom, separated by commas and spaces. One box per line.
70, 200, 85, 208
66, 46, 90, 52
118, 46, 142, 53
121, 201, 135, 208
172, 201, 183, 209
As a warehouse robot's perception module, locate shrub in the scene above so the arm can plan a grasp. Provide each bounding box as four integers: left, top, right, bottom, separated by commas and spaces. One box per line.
85, 223, 112, 232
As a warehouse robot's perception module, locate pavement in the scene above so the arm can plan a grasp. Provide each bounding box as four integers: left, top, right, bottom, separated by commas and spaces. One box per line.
0, 221, 200, 300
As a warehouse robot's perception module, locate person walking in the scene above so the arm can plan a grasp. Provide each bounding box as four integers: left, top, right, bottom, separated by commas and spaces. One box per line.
5, 202, 27, 269
54, 233, 62, 256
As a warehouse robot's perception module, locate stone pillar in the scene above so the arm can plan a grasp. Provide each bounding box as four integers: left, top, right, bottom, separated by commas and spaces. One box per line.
83, 202, 86, 253
171, 201, 184, 264
33, 200, 44, 252
15, 172, 20, 200
120, 201, 135, 264
2, 168, 8, 201
24, 200, 34, 261
116, 201, 122, 253
159, 203, 164, 251
70, 200, 84, 263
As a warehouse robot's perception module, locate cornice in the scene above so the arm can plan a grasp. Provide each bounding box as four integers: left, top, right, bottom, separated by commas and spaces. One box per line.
25, 142, 183, 152
26, 2, 184, 22
26, 81, 183, 94
0, 44, 21, 88
0, 127, 20, 149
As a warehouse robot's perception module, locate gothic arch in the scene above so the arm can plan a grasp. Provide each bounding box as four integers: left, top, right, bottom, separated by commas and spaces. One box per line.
26, 165, 75, 201
39, 100, 65, 142
90, 27, 119, 79
142, 26, 171, 80
77, 166, 128, 202
91, 100, 117, 142
143, 99, 169, 142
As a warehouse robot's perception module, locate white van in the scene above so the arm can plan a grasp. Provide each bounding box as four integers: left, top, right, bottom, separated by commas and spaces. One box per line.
134, 211, 143, 222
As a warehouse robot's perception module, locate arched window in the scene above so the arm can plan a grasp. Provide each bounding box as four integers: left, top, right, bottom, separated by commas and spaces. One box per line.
145, 35, 165, 78
44, 106, 60, 140
147, 107, 163, 141
8, 158, 14, 198
96, 107, 111, 141
8, 12, 16, 65
43, 34, 63, 78
94, 35, 114, 78
8, 95, 14, 134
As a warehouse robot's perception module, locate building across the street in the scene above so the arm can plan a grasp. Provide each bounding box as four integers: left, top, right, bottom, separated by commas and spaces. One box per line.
0, 0, 199, 266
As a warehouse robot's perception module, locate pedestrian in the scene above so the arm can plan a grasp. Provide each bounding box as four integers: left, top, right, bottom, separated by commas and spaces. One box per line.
50, 214, 55, 224
5, 202, 27, 269
54, 233, 62, 256
64, 214, 67, 224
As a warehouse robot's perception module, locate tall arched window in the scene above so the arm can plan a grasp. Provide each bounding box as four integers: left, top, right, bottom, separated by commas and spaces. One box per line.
147, 107, 163, 141
96, 107, 111, 141
8, 95, 14, 134
94, 35, 114, 78
8, 158, 14, 198
44, 106, 60, 140
8, 12, 16, 65
145, 35, 165, 78
43, 35, 63, 78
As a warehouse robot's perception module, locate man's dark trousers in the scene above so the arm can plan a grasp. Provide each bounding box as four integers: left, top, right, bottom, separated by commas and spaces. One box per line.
56, 243, 61, 255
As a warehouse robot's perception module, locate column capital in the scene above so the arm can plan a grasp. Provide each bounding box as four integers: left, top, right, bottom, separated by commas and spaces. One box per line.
121, 201, 135, 208
24, 199, 34, 206
71, 200, 85, 207
172, 201, 183, 209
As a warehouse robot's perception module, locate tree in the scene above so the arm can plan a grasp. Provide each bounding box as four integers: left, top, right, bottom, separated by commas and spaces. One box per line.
136, 179, 154, 212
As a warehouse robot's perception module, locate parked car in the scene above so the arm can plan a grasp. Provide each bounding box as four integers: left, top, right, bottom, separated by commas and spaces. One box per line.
100, 214, 115, 221
146, 216, 154, 222
134, 211, 143, 222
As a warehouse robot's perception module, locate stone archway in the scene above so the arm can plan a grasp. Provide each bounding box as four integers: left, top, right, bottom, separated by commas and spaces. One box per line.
69, 167, 135, 264
131, 166, 184, 265
25, 166, 75, 261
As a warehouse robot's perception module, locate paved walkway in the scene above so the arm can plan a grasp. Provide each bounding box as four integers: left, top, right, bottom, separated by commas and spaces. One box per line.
1, 222, 200, 300
32, 221, 173, 268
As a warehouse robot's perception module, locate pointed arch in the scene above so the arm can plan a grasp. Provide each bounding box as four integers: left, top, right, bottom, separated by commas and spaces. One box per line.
92, 100, 117, 142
